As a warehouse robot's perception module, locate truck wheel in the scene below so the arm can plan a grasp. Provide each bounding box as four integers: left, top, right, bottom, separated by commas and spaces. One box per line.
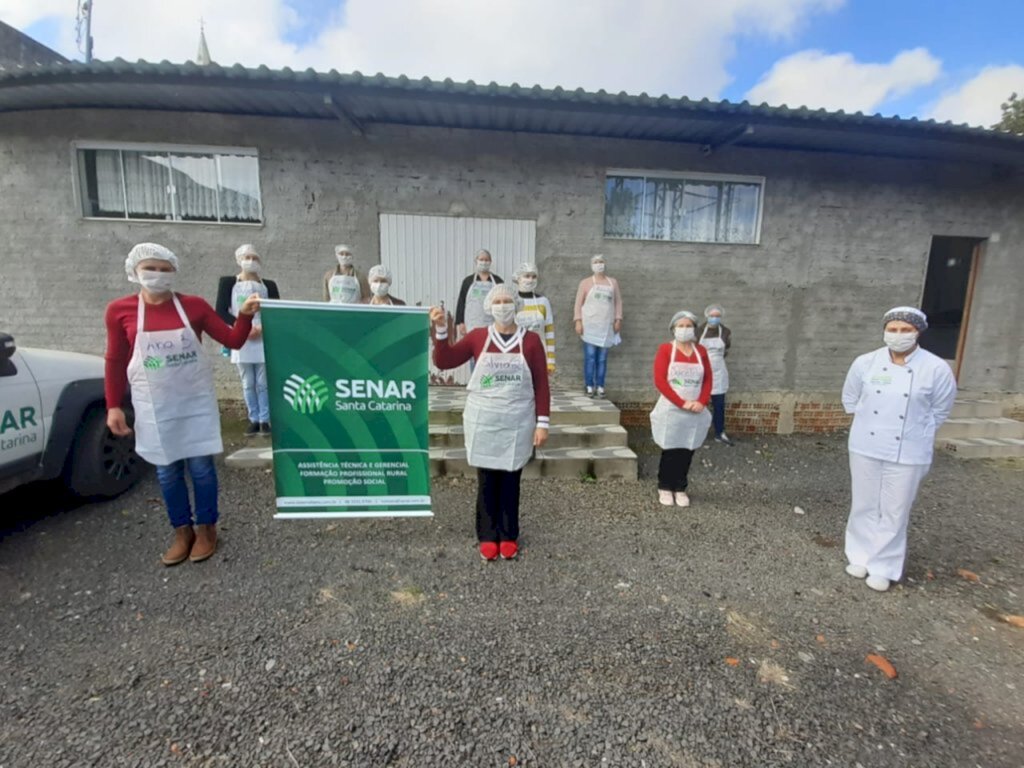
66, 407, 143, 499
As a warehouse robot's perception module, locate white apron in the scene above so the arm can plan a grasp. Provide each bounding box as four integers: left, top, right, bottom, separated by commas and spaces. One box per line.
581, 278, 616, 348
127, 294, 223, 466
464, 278, 494, 332
650, 343, 712, 450
328, 273, 361, 304
699, 327, 729, 395
229, 279, 268, 364
463, 326, 536, 471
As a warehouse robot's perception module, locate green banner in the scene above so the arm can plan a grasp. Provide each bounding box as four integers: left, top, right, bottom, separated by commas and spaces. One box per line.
260, 300, 432, 519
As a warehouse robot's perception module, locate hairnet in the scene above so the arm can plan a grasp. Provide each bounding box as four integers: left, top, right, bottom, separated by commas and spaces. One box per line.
476, 249, 492, 260
514, 262, 539, 282
483, 283, 521, 313
334, 244, 353, 256
368, 265, 392, 282
234, 244, 259, 264
125, 243, 178, 283
704, 304, 724, 319
882, 306, 928, 331
668, 310, 700, 332
591, 253, 605, 264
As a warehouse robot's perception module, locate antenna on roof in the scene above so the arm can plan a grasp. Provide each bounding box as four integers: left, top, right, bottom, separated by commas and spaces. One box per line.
76, 0, 95, 63
196, 19, 212, 66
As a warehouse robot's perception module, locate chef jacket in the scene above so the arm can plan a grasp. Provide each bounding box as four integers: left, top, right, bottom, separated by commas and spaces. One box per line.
842, 345, 957, 465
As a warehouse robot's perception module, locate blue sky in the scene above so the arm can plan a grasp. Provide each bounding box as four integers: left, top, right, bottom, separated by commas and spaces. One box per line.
7, 0, 1024, 127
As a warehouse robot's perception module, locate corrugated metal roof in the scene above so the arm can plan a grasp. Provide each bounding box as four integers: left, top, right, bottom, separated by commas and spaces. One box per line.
2, 59, 1024, 167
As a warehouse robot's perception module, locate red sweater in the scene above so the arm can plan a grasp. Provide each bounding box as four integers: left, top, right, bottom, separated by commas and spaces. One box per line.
433, 327, 551, 419
653, 342, 713, 409
104, 293, 253, 409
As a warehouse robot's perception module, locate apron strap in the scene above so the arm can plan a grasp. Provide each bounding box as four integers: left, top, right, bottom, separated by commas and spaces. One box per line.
136, 293, 188, 332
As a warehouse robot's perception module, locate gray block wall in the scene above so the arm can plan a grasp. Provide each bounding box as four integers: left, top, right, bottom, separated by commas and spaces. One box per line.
0, 108, 1022, 404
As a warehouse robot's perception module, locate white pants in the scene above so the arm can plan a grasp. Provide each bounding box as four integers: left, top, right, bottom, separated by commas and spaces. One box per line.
845, 452, 930, 582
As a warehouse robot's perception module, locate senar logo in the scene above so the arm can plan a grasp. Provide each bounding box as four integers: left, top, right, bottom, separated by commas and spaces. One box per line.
283, 374, 330, 414
143, 356, 164, 370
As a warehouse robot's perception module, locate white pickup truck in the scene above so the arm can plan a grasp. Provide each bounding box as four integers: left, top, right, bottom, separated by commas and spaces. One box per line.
0, 333, 142, 498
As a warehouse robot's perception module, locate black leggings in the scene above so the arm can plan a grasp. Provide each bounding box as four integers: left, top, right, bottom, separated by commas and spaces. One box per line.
476, 468, 523, 543
658, 448, 695, 492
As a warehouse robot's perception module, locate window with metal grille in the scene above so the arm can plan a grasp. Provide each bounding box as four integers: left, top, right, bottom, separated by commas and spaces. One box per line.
76, 144, 263, 224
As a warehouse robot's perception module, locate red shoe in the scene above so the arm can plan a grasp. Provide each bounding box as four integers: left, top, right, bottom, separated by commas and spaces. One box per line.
499, 541, 519, 560
479, 542, 499, 561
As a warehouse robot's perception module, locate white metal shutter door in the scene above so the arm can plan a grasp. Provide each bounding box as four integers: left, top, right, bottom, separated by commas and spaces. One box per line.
379, 214, 536, 385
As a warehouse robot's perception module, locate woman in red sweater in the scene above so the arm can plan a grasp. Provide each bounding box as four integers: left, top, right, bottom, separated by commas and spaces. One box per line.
429, 284, 551, 561
105, 243, 260, 566
649, 310, 713, 508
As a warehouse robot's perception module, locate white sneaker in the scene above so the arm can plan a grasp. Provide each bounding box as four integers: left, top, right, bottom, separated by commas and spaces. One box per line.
597, 387, 606, 398
674, 492, 690, 508
658, 490, 674, 506
866, 575, 891, 592
845, 564, 868, 579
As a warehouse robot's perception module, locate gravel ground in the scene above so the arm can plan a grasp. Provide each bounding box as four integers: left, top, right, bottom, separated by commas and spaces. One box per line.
1, 431, 1023, 768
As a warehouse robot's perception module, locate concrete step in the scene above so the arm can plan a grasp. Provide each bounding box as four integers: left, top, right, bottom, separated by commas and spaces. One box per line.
937, 417, 1024, 440
430, 388, 622, 426
430, 423, 629, 449
950, 399, 1003, 419
938, 437, 1024, 460
430, 447, 638, 480
226, 445, 640, 480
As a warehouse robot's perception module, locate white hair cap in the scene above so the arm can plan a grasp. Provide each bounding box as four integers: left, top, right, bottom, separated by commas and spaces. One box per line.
591, 253, 605, 264
334, 244, 353, 256
483, 283, 521, 313
704, 304, 724, 318
514, 262, 539, 281
368, 264, 392, 282
125, 243, 178, 283
234, 244, 259, 264
669, 310, 700, 332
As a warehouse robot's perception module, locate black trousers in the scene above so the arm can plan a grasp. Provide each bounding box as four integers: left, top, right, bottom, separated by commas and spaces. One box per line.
476, 468, 523, 542
658, 448, 694, 492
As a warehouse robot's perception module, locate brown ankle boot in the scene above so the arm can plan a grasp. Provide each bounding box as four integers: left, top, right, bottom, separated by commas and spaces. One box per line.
190, 524, 218, 562
162, 526, 195, 566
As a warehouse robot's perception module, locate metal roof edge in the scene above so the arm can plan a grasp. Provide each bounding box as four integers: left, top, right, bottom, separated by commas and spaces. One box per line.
2, 59, 1023, 151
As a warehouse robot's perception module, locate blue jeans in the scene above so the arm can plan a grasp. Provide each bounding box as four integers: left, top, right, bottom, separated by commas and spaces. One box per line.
237, 363, 270, 423
711, 394, 727, 436
155, 455, 219, 528
583, 342, 610, 388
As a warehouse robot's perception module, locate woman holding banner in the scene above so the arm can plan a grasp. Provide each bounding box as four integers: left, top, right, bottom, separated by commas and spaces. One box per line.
430, 284, 551, 561
105, 243, 261, 566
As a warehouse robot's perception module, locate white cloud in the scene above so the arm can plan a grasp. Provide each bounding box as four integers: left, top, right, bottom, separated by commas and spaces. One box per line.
0, 0, 843, 99
928, 65, 1024, 128
745, 48, 942, 114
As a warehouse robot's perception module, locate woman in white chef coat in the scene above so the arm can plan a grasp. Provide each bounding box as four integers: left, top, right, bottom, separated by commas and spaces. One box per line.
841, 307, 957, 592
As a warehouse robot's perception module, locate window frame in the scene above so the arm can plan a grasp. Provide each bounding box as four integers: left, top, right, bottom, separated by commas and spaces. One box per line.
71, 141, 265, 227
603, 168, 765, 245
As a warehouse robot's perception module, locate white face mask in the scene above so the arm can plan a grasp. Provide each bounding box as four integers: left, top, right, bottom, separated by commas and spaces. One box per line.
884, 330, 918, 353
519, 277, 538, 292
592, 262, 606, 274
674, 326, 696, 343
240, 259, 261, 275
491, 303, 516, 325
476, 260, 492, 273
137, 269, 176, 293
337, 253, 354, 267
371, 281, 390, 298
